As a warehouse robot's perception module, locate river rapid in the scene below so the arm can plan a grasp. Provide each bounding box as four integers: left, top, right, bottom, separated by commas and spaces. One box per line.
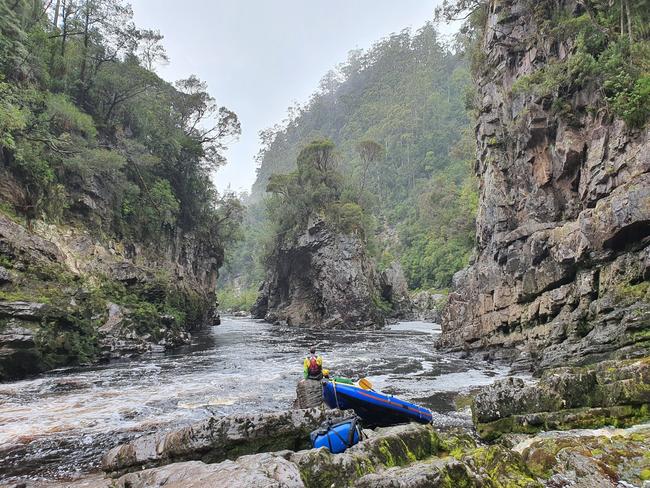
0, 317, 514, 484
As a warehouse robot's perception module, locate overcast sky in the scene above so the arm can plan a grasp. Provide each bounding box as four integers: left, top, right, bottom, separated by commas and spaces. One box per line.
130, 0, 449, 194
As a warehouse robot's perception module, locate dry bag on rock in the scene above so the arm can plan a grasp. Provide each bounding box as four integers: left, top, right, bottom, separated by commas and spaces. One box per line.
310, 416, 361, 454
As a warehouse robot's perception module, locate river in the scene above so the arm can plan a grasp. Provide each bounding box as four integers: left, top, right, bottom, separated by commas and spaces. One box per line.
0, 316, 513, 484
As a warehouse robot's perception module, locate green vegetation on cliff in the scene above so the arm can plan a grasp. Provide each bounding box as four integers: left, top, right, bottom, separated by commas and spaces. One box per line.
0, 0, 242, 374
265, 139, 373, 243
439, 0, 650, 129
222, 23, 477, 296
0, 0, 241, 242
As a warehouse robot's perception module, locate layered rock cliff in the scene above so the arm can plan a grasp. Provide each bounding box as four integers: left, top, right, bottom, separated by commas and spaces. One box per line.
0, 171, 223, 381
252, 217, 387, 328
440, 0, 650, 369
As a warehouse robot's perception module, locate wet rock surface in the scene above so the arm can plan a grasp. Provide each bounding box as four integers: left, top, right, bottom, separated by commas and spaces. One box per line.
102, 408, 352, 475
473, 358, 650, 440
252, 217, 386, 328
0, 209, 221, 380
99, 422, 650, 487
295, 379, 324, 409
440, 0, 650, 370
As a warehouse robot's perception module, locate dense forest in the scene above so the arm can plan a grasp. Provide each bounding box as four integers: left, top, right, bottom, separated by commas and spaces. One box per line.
0, 0, 241, 244
219, 23, 477, 309
0, 0, 242, 369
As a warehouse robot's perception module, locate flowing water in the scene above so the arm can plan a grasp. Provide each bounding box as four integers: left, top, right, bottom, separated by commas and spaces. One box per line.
0, 317, 514, 484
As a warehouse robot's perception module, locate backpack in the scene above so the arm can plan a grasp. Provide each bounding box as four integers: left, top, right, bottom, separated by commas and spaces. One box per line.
308, 355, 321, 377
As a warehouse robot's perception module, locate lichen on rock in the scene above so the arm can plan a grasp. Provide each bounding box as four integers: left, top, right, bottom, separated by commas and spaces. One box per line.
472, 358, 650, 440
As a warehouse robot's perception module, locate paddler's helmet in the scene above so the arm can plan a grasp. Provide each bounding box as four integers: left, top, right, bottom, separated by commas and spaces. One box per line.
309, 346, 316, 354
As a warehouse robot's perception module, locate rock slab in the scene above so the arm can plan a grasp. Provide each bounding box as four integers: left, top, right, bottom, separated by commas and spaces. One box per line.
102, 408, 351, 474
473, 357, 650, 439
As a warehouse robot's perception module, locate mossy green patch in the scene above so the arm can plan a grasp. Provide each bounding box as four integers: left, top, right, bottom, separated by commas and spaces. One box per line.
477, 404, 650, 440
522, 427, 650, 485
462, 445, 542, 487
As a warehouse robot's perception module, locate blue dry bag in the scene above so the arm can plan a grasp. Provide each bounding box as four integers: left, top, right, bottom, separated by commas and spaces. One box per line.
310, 416, 362, 454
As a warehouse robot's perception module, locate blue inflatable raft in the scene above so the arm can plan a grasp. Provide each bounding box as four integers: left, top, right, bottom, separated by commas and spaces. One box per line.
322, 380, 433, 427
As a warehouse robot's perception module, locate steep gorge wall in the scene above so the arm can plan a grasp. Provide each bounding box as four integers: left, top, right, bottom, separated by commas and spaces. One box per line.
0, 170, 223, 380
440, 0, 650, 369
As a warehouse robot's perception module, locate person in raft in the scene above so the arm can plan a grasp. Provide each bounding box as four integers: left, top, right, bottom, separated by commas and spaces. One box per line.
303, 346, 324, 380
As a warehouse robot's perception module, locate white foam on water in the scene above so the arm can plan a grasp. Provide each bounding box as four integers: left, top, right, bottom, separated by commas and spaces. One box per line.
0, 316, 518, 482
388, 321, 441, 334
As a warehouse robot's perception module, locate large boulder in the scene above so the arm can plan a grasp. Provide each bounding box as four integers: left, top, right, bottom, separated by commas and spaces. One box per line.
252, 217, 386, 328
472, 358, 650, 440
102, 408, 352, 474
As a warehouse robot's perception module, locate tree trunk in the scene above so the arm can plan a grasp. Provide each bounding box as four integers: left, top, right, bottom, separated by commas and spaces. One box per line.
79, 0, 91, 104
60, 0, 67, 56
624, 0, 633, 42
620, 0, 625, 37
52, 0, 61, 27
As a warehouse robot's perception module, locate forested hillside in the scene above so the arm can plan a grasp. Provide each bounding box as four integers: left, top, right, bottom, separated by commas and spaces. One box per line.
220, 23, 477, 308
0, 0, 240, 241
0, 0, 241, 379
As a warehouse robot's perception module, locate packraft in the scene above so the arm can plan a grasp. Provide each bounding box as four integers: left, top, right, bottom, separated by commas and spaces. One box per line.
310, 417, 362, 454
322, 380, 433, 427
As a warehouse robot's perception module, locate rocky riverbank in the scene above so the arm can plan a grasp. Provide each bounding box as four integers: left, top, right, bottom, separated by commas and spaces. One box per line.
0, 209, 221, 381
19, 355, 648, 488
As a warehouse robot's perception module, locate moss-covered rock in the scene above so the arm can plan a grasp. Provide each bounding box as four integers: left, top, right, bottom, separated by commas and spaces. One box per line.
517, 425, 650, 487
473, 358, 650, 439
477, 404, 650, 441
291, 424, 447, 487
0, 206, 224, 381
100, 419, 650, 488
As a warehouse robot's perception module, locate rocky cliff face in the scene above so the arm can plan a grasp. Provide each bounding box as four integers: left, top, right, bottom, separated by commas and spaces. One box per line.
252, 217, 386, 328
0, 172, 223, 381
440, 0, 649, 369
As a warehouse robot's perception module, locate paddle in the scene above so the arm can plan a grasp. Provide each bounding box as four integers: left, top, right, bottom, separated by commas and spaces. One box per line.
358, 377, 373, 390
